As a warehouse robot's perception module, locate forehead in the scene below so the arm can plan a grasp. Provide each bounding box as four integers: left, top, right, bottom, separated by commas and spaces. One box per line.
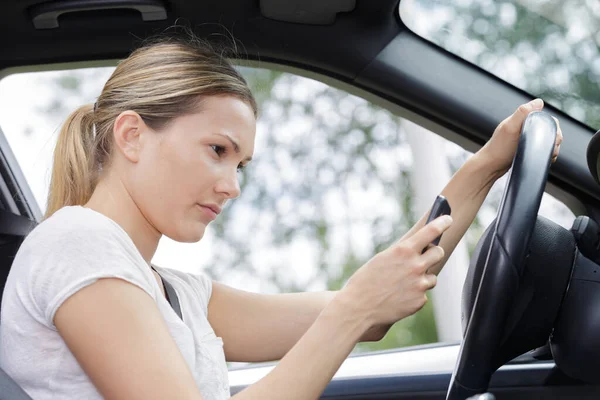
175, 95, 256, 151
203, 95, 255, 135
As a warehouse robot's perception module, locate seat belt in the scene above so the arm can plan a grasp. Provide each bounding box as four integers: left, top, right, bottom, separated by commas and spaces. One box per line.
150, 266, 182, 320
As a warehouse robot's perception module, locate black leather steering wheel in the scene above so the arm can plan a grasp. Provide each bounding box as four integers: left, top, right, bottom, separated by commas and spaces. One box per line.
446, 111, 558, 400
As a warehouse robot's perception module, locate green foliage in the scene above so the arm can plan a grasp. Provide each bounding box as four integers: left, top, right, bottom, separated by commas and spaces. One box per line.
56, 75, 83, 92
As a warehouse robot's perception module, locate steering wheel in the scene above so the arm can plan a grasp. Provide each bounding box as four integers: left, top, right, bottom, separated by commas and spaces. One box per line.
446, 111, 558, 400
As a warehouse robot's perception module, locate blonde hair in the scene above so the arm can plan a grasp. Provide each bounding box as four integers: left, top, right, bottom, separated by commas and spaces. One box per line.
45, 35, 257, 218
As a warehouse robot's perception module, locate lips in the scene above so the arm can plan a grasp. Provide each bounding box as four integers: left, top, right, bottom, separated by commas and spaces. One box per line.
204, 205, 221, 215
198, 204, 222, 216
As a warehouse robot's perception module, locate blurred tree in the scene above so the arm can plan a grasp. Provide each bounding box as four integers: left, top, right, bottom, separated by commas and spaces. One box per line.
403, 0, 600, 129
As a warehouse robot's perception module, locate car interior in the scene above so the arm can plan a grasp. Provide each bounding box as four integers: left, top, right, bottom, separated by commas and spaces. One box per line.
2, 0, 600, 399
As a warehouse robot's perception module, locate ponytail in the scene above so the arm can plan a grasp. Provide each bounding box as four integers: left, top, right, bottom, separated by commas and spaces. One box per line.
45, 104, 96, 219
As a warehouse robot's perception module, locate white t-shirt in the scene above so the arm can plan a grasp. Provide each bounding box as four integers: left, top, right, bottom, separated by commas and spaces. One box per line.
0, 206, 230, 400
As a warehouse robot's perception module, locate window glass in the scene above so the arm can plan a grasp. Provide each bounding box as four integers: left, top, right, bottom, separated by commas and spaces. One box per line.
400, 0, 600, 130
0, 66, 576, 354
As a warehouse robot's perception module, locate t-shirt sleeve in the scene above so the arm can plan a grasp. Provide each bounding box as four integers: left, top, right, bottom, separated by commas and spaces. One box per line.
186, 272, 213, 313
25, 225, 156, 328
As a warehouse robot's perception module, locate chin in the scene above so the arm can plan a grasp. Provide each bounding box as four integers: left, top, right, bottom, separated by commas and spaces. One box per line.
165, 224, 207, 243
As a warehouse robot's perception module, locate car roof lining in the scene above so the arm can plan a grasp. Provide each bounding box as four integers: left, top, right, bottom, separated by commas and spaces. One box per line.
1, 1, 401, 78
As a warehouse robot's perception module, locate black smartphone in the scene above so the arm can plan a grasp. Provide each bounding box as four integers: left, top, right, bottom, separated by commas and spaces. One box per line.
422, 195, 452, 253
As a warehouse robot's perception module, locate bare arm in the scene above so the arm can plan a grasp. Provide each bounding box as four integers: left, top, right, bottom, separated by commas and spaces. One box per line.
56, 216, 451, 400
209, 104, 565, 367
209, 284, 336, 362
53, 278, 385, 400
56, 278, 367, 400
55, 278, 205, 400
209, 284, 386, 363
402, 101, 562, 275
232, 295, 368, 400
401, 152, 499, 275
234, 217, 452, 400
208, 151, 503, 363
208, 152, 500, 365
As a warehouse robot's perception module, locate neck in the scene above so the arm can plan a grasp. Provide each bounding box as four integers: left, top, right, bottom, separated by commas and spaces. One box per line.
85, 173, 161, 264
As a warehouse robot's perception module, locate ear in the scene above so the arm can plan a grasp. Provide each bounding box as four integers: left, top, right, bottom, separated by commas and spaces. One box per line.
112, 111, 145, 163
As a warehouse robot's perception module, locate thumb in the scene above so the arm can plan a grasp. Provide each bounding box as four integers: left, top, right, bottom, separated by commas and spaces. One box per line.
500, 98, 544, 134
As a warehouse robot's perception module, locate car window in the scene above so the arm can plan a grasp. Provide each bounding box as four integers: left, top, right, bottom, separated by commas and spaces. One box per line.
400, 0, 600, 130
0, 65, 576, 354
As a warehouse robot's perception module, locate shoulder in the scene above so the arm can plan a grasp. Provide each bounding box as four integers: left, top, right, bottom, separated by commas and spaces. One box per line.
10, 206, 157, 326
21, 206, 137, 261
28, 206, 126, 245
17, 206, 148, 275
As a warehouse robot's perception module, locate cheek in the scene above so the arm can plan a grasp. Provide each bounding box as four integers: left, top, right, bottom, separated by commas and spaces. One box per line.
142, 145, 216, 208
147, 155, 215, 241
171, 149, 216, 193
127, 146, 177, 209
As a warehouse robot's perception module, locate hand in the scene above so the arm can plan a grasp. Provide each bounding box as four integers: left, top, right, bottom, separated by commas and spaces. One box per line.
479, 98, 563, 178
338, 215, 453, 329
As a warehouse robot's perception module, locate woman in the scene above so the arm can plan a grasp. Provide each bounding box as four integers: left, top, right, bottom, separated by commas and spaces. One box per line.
0, 34, 562, 400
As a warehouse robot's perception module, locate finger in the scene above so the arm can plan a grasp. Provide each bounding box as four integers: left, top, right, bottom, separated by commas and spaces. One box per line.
408, 215, 453, 251
421, 274, 438, 291
420, 245, 445, 271
498, 98, 544, 135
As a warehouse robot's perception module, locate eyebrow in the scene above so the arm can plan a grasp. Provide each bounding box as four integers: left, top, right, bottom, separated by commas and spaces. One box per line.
215, 133, 253, 163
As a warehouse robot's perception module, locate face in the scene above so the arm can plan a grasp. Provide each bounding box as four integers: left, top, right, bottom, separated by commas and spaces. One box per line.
126, 95, 256, 242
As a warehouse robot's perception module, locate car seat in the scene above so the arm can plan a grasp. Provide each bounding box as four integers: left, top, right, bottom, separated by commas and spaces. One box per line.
0, 209, 36, 400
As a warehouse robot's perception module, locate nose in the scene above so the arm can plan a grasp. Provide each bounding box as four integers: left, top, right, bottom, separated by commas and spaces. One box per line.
215, 169, 241, 199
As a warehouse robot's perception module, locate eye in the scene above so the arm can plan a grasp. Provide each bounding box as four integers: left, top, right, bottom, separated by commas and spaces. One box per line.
211, 145, 226, 157
211, 144, 248, 173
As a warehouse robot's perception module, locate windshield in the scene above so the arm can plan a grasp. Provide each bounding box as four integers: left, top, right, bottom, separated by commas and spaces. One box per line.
400, 0, 600, 130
